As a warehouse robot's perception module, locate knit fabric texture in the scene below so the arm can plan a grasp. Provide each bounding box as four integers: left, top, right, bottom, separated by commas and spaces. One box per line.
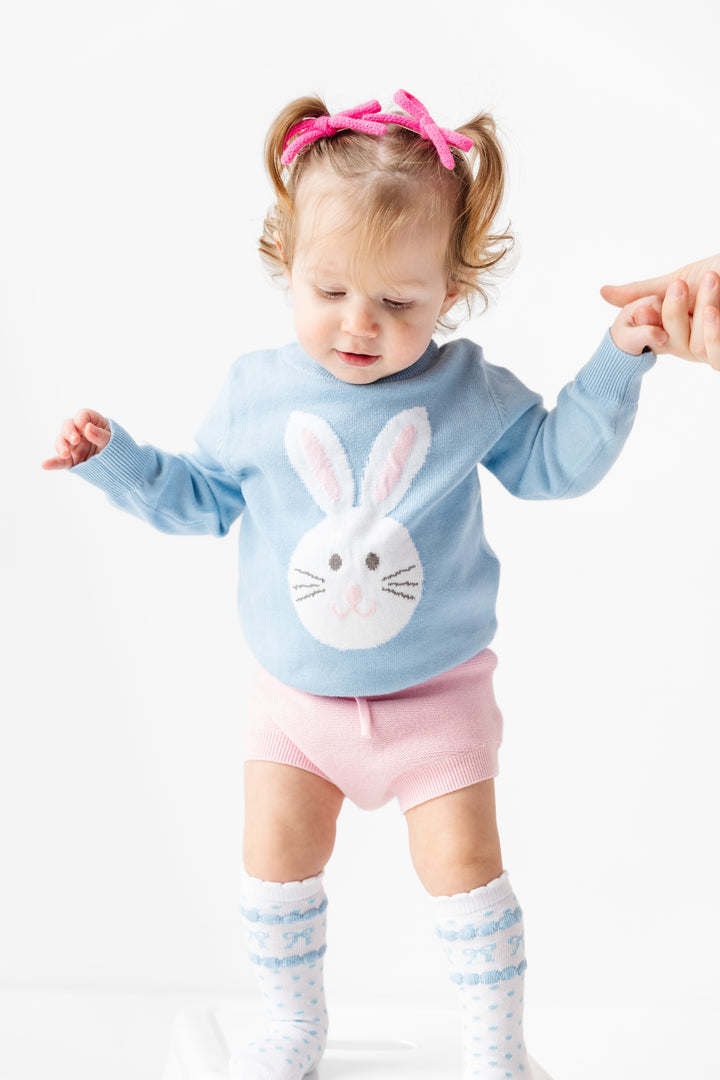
71, 332, 654, 698
231, 874, 329, 1079
434, 872, 529, 1078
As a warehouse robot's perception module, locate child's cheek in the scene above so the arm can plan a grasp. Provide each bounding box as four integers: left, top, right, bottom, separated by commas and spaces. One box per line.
395, 315, 432, 352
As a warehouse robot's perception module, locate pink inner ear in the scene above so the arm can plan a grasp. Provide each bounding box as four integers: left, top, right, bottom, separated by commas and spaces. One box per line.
375, 424, 415, 504
301, 429, 340, 503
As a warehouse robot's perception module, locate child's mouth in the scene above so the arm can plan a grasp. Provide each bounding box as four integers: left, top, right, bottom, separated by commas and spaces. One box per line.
336, 351, 379, 368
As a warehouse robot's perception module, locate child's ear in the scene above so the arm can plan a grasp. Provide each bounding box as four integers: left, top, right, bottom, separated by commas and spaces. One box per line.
274, 231, 291, 283
440, 284, 462, 316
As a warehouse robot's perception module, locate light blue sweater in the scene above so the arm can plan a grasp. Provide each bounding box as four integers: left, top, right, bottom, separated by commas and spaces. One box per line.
73, 331, 655, 696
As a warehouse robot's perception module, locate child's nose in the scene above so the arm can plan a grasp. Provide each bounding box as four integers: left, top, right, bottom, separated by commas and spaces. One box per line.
341, 301, 378, 338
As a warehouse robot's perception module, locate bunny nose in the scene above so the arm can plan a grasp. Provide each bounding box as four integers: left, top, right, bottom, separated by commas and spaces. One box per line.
345, 585, 362, 606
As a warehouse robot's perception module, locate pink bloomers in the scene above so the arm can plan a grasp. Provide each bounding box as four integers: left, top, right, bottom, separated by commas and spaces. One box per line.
244, 650, 503, 812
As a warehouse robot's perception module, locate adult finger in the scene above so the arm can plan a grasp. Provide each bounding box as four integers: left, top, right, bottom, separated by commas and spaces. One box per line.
602, 256, 720, 311
702, 306, 720, 372
689, 273, 720, 359
660, 280, 692, 360
601, 274, 673, 308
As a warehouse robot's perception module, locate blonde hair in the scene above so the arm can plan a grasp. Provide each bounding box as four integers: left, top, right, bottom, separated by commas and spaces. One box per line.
259, 95, 514, 327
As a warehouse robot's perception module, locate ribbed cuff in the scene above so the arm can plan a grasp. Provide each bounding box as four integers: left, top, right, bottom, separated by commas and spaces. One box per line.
395, 745, 500, 814
245, 728, 330, 783
576, 328, 656, 402
70, 419, 148, 493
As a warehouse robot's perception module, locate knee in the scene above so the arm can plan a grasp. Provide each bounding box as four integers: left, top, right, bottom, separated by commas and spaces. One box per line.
412, 841, 503, 897
243, 763, 343, 883
243, 814, 337, 883
405, 780, 504, 897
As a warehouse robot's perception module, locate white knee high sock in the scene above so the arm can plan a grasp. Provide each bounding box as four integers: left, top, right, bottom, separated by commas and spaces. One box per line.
230, 873, 329, 1079
433, 871, 530, 1079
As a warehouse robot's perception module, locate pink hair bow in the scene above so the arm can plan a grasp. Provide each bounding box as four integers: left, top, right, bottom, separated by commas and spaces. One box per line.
374, 90, 473, 169
280, 90, 472, 171
281, 99, 387, 165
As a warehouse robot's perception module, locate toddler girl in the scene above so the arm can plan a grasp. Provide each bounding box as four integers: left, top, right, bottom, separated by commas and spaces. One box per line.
43, 90, 671, 1079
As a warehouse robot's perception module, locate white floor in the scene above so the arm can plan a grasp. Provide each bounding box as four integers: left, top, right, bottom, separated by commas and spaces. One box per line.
0, 988, 717, 1080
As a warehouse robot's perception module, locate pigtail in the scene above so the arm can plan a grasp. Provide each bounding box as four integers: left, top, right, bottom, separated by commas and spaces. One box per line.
264, 96, 328, 209
260, 95, 329, 279
447, 112, 514, 317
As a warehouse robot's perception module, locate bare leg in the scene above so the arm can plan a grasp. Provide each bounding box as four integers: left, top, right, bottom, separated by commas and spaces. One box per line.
234, 763, 344, 1079
405, 778, 503, 895
243, 760, 344, 882
406, 780, 530, 1079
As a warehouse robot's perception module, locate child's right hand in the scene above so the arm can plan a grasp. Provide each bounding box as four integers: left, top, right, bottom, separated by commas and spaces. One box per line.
41, 409, 112, 470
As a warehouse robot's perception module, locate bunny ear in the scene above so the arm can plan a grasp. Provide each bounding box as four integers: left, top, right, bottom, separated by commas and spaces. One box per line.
285, 411, 355, 514
360, 407, 431, 515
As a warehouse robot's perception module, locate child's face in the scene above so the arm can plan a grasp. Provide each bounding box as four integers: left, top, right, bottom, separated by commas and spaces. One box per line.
287, 180, 458, 385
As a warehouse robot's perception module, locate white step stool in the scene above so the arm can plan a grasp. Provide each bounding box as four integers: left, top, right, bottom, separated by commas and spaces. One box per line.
162, 1002, 554, 1079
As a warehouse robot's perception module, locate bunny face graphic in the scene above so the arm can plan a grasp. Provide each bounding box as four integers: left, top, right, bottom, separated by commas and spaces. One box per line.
285, 408, 431, 650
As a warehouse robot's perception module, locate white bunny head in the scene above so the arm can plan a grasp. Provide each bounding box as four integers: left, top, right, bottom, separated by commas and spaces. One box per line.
285, 408, 431, 650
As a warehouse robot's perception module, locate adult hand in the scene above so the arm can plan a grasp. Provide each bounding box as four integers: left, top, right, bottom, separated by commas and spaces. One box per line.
601, 255, 720, 368
655, 275, 720, 370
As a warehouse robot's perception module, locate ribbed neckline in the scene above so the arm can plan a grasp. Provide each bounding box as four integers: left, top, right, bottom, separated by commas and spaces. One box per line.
281, 339, 440, 385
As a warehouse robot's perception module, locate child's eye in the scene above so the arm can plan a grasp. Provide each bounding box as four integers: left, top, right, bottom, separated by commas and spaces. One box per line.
384, 298, 413, 311
316, 288, 345, 301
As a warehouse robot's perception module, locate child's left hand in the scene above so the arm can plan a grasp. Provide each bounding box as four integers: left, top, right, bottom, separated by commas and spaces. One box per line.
610, 295, 668, 356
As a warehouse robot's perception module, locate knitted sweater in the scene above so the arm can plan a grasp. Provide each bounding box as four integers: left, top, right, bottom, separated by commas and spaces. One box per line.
73, 331, 655, 696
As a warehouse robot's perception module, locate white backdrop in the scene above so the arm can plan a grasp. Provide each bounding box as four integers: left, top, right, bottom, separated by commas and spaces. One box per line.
2, 0, 719, 1072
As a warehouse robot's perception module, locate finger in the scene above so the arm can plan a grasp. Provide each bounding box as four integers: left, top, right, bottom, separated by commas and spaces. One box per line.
631, 303, 663, 328
702, 305, 720, 372
644, 325, 670, 350
613, 322, 667, 356
601, 273, 673, 308
661, 279, 692, 360
75, 407, 109, 431
61, 416, 83, 448
673, 256, 720, 310
689, 272, 720, 359
84, 421, 111, 450
55, 433, 72, 458
41, 455, 73, 471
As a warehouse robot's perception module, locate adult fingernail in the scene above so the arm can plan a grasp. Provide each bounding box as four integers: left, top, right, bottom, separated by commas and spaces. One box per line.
668, 281, 684, 299
703, 273, 718, 290
703, 307, 718, 324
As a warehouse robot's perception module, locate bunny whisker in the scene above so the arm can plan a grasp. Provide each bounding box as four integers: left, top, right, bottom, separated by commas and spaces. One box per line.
294, 588, 326, 602
382, 586, 418, 602
382, 565, 417, 581
293, 568, 326, 583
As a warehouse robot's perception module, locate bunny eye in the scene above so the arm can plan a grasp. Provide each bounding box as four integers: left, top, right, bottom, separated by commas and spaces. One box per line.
329, 553, 342, 571
365, 553, 380, 571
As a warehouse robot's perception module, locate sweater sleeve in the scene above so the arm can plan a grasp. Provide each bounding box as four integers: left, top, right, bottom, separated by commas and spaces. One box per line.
480, 330, 656, 500
70, 380, 246, 537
